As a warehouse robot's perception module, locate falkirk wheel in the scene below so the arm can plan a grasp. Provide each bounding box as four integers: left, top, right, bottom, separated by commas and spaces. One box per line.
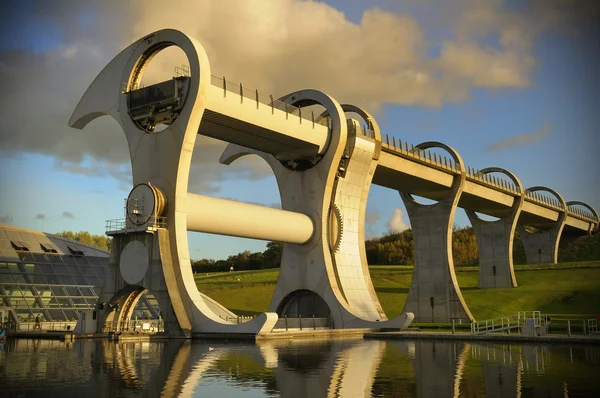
70, 29, 598, 336
69, 29, 414, 337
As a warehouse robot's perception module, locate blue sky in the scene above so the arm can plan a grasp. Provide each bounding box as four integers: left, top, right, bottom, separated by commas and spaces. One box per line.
0, 0, 598, 260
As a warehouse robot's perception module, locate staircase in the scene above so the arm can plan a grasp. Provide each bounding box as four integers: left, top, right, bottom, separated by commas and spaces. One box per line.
471, 311, 550, 335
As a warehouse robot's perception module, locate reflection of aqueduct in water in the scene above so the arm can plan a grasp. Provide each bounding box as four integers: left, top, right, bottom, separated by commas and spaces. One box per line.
69, 29, 599, 336
4, 338, 587, 397
91, 339, 570, 397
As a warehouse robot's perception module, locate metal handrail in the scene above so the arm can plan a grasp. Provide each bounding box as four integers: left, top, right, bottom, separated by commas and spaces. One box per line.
377, 133, 597, 224
17, 321, 78, 332
105, 216, 167, 234
210, 74, 329, 127
471, 311, 549, 335
102, 319, 166, 333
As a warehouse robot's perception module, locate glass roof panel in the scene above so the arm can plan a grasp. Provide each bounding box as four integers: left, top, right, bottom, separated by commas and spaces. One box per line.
61, 255, 77, 265
82, 267, 96, 276
73, 275, 88, 285
87, 276, 102, 287
44, 274, 61, 284
23, 263, 43, 274
87, 256, 102, 266
63, 309, 79, 321
84, 297, 98, 306
53, 264, 69, 275
69, 265, 84, 276
47, 297, 61, 307
79, 286, 95, 296
57, 298, 72, 306
38, 263, 56, 274
75, 256, 90, 266
49, 254, 64, 264
65, 286, 80, 296
58, 275, 76, 285
70, 298, 88, 307
19, 286, 35, 297
32, 253, 49, 263
1, 230, 110, 322
7, 263, 20, 273
4, 285, 23, 296
30, 274, 47, 284
17, 252, 35, 262
49, 286, 67, 296
47, 309, 66, 321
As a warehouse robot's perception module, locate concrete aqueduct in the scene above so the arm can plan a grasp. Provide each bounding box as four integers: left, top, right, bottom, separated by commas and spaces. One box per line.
69, 29, 598, 337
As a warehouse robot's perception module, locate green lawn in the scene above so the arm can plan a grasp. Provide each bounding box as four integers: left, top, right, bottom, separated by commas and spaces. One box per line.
195, 269, 279, 316
195, 262, 600, 322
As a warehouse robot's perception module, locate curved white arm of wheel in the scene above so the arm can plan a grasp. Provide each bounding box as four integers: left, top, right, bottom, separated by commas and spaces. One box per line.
178, 349, 230, 397
328, 341, 386, 398
185, 193, 314, 244
68, 44, 135, 129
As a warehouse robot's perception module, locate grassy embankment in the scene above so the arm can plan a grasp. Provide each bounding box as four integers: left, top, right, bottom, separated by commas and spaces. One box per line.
195, 261, 600, 329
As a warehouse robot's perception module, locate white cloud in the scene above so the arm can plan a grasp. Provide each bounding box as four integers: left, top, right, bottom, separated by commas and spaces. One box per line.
62, 211, 76, 219
387, 208, 410, 233
60, 44, 78, 59
486, 124, 551, 152
365, 212, 380, 225
365, 211, 381, 239
0, 0, 593, 192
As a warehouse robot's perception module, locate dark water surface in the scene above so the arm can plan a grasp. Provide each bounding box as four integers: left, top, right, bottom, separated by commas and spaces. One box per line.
1, 338, 599, 397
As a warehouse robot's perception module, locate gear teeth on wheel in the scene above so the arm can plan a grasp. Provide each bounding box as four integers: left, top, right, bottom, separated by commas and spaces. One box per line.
329, 204, 343, 253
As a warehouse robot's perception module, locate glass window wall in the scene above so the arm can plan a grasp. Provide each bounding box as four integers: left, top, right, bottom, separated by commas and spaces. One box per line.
1, 228, 155, 324
0, 232, 110, 322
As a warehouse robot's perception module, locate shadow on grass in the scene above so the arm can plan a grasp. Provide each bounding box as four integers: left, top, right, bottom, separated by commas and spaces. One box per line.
197, 282, 277, 289
459, 286, 480, 291
375, 287, 410, 294
227, 308, 263, 316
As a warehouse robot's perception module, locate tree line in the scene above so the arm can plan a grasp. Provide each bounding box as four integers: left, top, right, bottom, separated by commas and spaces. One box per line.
191, 227, 598, 272
191, 240, 283, 273
57, 226, 599, 271
364, 226, 480, 266
54, 231, 112, 251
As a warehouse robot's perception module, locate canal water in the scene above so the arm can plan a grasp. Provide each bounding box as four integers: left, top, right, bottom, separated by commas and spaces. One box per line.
1, 338, 599, 397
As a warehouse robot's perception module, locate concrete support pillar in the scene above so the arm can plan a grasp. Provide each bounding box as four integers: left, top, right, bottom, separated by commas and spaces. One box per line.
465, 168, 524, 289
394, 341, 470, 397
477, 345, 521, 398
220, 103, 413, 330
482, 361, 520, 398
96, 232, 185, 337
518, 225, 564, 265
400, 142, 474, 323
518, 186, 567, 265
